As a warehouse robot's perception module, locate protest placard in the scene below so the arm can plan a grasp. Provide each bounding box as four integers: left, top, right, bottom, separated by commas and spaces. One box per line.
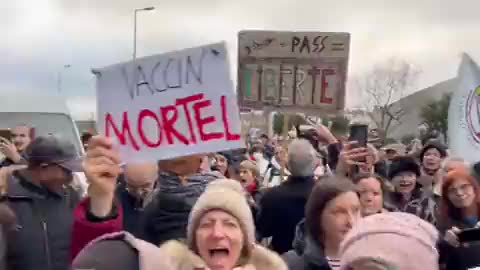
238, 30, 350, 114
95, 42, 243, 163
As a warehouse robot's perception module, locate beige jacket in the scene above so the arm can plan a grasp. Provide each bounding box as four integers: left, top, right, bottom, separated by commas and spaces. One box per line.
159, 240, 288, 270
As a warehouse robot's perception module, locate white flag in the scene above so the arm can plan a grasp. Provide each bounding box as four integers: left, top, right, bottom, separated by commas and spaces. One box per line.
448, 53, 480, 163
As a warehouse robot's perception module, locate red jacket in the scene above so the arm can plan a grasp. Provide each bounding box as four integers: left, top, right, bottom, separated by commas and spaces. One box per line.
70, 198, 123, 261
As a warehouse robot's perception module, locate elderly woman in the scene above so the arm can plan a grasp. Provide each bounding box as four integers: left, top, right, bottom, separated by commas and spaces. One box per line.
159, 179, 287, 270
284, 176, 361, 270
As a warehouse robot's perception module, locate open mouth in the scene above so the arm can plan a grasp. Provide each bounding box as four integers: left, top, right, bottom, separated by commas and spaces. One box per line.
209, 248, 230, 258
399, 182, 412, 188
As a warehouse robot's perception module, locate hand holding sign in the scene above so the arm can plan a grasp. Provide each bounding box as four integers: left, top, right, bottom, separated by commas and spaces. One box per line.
83, 135, 123, 217
96, 42, 243, 163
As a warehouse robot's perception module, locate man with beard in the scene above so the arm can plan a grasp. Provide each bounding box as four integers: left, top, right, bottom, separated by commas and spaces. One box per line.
0, 125, 33, 168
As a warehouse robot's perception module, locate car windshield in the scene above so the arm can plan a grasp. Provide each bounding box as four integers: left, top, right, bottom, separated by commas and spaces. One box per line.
0, 112, 83, 157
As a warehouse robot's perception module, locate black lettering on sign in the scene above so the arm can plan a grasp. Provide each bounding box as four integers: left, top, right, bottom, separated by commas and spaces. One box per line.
121, 65, 137, 100
121, 49, 207, 99
291, 35, 329, 54
312, 36, 328, 53
121, 64, 155, 100
163, 58, 182, 89
136, 66, 154, 96
291, 36, 301, 53
151, 61, 167, 93
186, 48, 207, 84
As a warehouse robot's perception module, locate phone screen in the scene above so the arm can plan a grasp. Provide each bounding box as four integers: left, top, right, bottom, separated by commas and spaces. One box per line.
349, 125, 368, 147
0, 129, 12, 141
458, 228, 480, 243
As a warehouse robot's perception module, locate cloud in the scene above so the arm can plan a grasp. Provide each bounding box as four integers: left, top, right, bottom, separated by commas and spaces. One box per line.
3, 0, 480, 114
66, 96, 96, 120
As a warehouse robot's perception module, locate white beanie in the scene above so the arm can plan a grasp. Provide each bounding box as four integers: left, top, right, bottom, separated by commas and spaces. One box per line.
187, 179, 255, 255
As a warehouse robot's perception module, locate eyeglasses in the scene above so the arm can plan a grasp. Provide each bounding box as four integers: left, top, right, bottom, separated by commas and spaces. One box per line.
448, 184, 473, 196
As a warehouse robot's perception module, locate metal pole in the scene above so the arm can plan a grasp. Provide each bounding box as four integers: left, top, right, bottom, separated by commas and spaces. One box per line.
133, 10, 137, 61
57, 71, 61, 93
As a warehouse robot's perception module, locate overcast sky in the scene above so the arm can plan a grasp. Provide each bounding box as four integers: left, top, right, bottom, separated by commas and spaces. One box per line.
4, 0, 480, 119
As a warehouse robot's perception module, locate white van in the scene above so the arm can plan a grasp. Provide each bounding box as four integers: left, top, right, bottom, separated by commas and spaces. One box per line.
0, 94, 84, 155
0, 94, 87, 196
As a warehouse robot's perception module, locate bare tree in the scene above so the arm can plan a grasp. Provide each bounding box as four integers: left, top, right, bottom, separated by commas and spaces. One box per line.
356, 58, 421, 142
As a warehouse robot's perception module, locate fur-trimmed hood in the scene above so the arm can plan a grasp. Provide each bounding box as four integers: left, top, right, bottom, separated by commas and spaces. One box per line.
159, 240, 288, 270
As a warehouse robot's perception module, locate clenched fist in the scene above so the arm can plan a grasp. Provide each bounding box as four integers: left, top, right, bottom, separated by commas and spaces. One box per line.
83, 136, 123, 217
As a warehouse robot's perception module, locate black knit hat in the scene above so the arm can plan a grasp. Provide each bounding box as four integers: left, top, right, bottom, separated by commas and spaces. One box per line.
388, 156, 421, 180
72, 239, 139, 270
420, 141, 447, 163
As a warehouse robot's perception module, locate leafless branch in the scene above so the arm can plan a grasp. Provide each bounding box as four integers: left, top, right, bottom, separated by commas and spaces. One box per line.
354, 57, 421, 139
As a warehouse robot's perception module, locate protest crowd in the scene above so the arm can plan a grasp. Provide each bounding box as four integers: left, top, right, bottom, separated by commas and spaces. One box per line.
1, 118, 480, 270
2, 21, 480, 270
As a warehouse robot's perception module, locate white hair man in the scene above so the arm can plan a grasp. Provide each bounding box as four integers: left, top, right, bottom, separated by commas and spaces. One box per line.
257, 139, 317, 254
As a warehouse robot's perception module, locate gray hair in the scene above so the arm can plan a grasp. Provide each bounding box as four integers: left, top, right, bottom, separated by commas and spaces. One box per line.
288, 139, 316, 177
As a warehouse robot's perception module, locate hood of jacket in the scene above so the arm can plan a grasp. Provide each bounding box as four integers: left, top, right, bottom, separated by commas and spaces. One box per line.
158, 240, 288, 270
292, 219, 329, 268
73, 231, 175, 270
141, 191, 192, 245
158, 172, 219, 206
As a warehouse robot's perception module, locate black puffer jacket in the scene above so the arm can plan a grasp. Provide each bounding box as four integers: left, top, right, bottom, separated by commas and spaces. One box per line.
5, 170, 80, 270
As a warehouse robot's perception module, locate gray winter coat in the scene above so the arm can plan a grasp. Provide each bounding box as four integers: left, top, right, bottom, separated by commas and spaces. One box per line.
283, 220, 332, 270
5, 170, 80, 270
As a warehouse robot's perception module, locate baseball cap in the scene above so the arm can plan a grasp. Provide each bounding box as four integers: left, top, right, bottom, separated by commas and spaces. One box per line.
24, 136, 82, 172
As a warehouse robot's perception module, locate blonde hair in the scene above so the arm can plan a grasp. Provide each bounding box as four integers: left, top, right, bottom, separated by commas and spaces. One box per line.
239, 160, 259, 178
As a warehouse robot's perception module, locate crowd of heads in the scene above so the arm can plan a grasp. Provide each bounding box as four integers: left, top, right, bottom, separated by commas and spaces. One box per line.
2, 121, 480, 270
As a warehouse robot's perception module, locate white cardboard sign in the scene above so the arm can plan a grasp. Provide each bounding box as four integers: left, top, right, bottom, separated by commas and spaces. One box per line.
96, 42, 243, 163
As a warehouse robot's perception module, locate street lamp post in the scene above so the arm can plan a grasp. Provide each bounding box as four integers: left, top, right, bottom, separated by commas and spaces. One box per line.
133, 6, 155, 61
57, 64, 71, 93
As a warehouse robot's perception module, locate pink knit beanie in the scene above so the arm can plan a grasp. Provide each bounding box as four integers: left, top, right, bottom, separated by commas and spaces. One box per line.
339, 212, 439, 270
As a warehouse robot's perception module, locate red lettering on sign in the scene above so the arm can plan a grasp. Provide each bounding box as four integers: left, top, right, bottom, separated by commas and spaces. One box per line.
221, 95, 240, 141
105, 93, 239, 151
137, 109, 163, 148
193, 99, 223, 141
320, 69, 335, 104
105, 112, 140, 151
160, 105, 189, 145
176, 93, 204, 143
